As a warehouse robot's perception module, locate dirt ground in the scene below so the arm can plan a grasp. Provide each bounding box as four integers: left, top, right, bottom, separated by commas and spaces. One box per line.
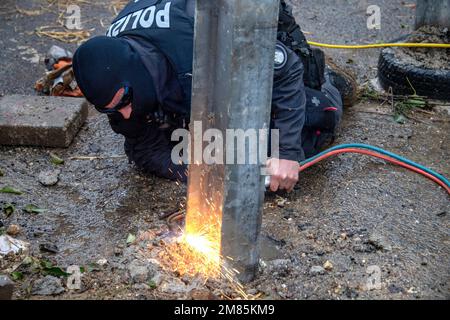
394, 26, 450, 70
0, 0, 449, 300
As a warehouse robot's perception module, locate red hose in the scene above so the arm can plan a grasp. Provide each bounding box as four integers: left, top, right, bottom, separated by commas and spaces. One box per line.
299, 148, 450, 195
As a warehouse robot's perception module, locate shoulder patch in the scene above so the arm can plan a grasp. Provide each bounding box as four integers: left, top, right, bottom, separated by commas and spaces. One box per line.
274, 44, 287, 70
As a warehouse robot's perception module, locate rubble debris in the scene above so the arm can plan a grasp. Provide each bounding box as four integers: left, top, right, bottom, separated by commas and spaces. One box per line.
114, 246, 123, 256
189, 288, 218, 300
340, 233, 348, 240
6, 224, 21, 236
44, 45, 73, 71
32, 276, 65, 296
160, 279, 189, 294
132, 283, 150, 290
0, 235, 29, 256
0, 275, 14, 300
276, 197, 288, 208
323, 260, 334, 271
39, 243, 59, 254
150, 273, 163, 287
436, 211, 446, 217
310, 266, 326, 276
38, 170, 60, 186
344, 287, 359, 299
268, 259, 291, 276
96, 259, 108, 266
368, 232, 392, 251
388, 284, 405, 294
127, 259, 158, 284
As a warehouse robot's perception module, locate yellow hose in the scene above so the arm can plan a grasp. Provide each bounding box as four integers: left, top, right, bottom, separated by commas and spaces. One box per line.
307, 41, 450, 49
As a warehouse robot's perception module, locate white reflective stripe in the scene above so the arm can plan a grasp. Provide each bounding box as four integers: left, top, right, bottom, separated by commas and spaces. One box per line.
107, 2, 172, 37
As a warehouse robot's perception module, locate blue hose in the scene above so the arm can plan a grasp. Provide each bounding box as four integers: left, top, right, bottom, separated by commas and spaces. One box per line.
301, 143, 450, 188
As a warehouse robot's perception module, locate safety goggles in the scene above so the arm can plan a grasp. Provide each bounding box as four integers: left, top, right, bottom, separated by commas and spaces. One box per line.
95, 86, 133, 114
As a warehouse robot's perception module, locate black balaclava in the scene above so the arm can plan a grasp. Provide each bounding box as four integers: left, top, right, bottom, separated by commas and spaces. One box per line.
73, 36, 157, 117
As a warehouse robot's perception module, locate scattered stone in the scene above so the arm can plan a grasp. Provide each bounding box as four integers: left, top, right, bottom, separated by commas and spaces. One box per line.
0, 275, 14, 300
264, 235, 286, 248
268, 259, 291, 277
310, 266, 326, 276
315, 250, 325, 256
352, 242, 376, 253
282, 208, 295, 220
344, 287, 359, 299
259, 259, 267, 269
0, 95, 88, 148
270, 259, 290, 269
132, 283, 150, 290
88, 143, 101, 153
247, 288, 258, 295
435, 105, 450, 116
297, 223, 312, 231
160, 279, 189, 294
38, 170, 60, 186
407, 287, 417, 294
127, 259, 157, 284
97, 258, 108, 266
276, 198, 287, 208
39, 243, 59, 254
150, 273, 163, 287
32, 276, 65, 296
388, 284, 405, 294
368, 232, 392, 251
354, 245, 375, 253
114, 246, 123, 256
420, 257, 428, 266
189, 288, 218, 300
6, 224, 21, 236
323, 260, 334, 271
181, 275, 192, 285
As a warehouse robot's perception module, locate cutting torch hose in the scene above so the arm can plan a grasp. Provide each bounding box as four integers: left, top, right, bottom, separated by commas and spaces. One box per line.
297, 144, 450, 195
307, 41, 450, 50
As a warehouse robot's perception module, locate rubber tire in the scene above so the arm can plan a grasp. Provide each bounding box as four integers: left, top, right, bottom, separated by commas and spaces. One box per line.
378, 46, 450, 100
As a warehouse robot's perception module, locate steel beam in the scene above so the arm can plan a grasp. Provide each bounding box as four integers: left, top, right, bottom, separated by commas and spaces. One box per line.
186, 0, 279, 283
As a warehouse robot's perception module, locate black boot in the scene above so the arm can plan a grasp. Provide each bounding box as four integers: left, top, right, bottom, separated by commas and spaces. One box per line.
325, 57, 359, 107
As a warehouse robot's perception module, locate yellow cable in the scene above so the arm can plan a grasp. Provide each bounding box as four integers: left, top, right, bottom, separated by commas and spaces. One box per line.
307, 41, 450, 49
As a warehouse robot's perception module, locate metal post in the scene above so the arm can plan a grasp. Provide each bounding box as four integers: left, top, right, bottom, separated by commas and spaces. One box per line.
186, 0, 279, 283
415, 0, 450, 29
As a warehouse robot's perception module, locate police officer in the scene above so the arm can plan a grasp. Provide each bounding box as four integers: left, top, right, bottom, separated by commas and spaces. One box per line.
73, 0, 356, 192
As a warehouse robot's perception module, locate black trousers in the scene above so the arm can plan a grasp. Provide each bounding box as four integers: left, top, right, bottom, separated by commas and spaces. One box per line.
301, 74, 343, 159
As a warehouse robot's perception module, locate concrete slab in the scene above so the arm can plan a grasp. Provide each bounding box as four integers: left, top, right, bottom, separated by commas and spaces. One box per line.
0, 95, 88, 148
